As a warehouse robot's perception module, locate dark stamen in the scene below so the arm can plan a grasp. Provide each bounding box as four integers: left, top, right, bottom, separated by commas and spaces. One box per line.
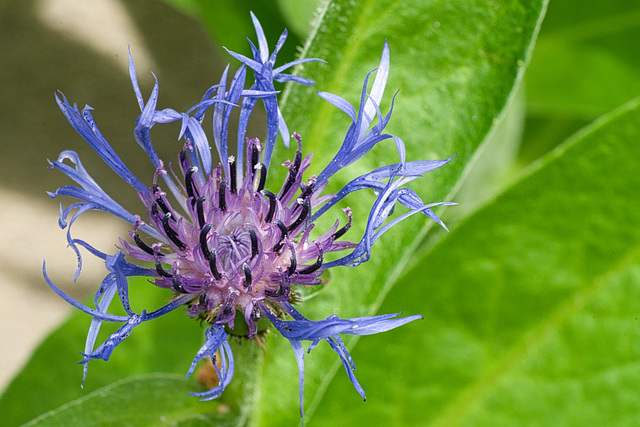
248, 228, 259, 259
185, 167, 199, 200
219, 181, 227, 211
162, 213, 186, 250
153, 184, 170, 214
273, 220, 288, 252
199, 293, 207, 307
279, 150, 302, 200
299, 182, 315, 201
134, 233, 156, 256
156, 196, 171, 216
293, 148, 302, 171
229, 157, 237, 194
265, 280, 287, 298
332, 218, 352, 240
299, 249, 324, 274
279, 172, 296, 201
242, 263, 252, 288
199, 224, 212, 260
251, 144, 259, 176
222, 303, 233, 317
209, 250, 222, 280
172, 277, 187, 293
155, 261, 172, 278
261, 190, 277, 223
287, 257, 297, 276
287, 199, 310, 233
196, 197, 206, 228
256, 163, 267, 193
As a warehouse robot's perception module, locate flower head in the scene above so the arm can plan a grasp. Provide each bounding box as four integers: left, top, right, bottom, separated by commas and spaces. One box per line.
45, 13, 454, 418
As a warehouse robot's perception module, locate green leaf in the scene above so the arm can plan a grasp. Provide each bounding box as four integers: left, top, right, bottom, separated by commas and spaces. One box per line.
254, 0, 547, 424
520, 0, 640, 162
22, 374, 227, 426
311, 98, 640, 425
526, 0, 640, 117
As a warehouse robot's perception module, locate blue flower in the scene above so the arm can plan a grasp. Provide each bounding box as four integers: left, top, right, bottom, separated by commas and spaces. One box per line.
45, 13, 454, 418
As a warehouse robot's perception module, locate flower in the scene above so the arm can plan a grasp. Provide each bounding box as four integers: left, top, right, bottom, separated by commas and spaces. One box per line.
44, 12, 454, 418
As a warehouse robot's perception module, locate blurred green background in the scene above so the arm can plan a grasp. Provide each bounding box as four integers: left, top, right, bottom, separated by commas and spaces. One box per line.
1, 0, 639, 425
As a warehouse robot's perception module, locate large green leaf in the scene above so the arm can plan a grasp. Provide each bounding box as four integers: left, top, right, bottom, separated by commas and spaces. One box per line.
520, 0, 640, 162
254, 0, 547, 424
311, 98, 640, 425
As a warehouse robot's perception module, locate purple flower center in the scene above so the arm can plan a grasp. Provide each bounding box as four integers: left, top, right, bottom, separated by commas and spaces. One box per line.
121, 136, 353, 337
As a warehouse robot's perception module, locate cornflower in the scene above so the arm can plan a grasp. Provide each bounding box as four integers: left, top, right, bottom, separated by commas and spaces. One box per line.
44, 13, 454, 417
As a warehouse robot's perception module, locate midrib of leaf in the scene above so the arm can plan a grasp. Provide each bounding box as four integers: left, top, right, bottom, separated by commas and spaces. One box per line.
302, 1, 549, 423
431, 245, 640, 426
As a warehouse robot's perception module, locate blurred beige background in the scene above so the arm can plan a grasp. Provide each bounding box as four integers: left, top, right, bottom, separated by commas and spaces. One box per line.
0, 0, 229, 390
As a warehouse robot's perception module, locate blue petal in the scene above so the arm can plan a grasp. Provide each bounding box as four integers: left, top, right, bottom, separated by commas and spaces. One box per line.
261, 302, 421, 414
227, 12, 322, 170
189, 341, 235, 401
83, 274, 118, 383
133, 74, 163, 168
78, 293, 191, 367
273, 57, 326, 75
186, 324, 229, 378
106, 252, 136, 316
265, 308, 423, 341
359, 41, 390, 136
324, 335, 366, 400
186, 325, 235, 401
48, 151, 165, 243
224, 48, 262, 74
213, 65, 232, 172
273, 74, 316, 85
80, 312, 146, 362
55, 92, 146, 193
249, 11, 270, 63
43, 261, 129, 323
317, 91, 357, 122
324, 181, 454, 269
288, 338, 306, 418
128, 47, 145, 111
313, 157, 454, 220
